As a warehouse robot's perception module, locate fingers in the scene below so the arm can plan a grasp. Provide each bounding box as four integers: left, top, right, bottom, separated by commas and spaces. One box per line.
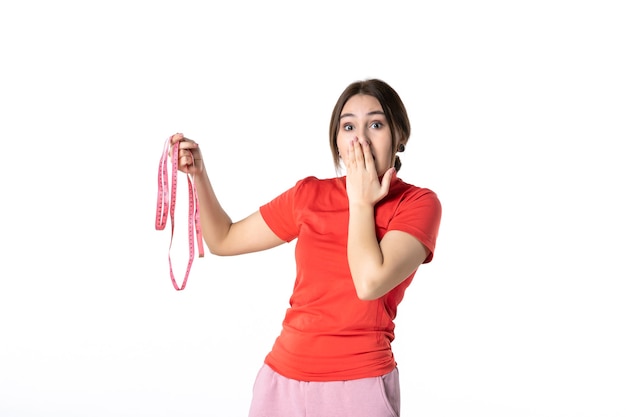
359, 138, 376, 170
380, 166, 396, 194
170, 132, 198, 151
168, 132, 203, 174
348, 137, 374, 173
178, 149, 195, 168
170, 132, 185, 144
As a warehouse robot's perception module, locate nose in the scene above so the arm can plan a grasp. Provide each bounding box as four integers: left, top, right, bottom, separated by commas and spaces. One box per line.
356, 126, 371, 144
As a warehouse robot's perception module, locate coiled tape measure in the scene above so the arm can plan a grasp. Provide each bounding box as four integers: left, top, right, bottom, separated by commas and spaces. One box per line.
155, 135, 204, 290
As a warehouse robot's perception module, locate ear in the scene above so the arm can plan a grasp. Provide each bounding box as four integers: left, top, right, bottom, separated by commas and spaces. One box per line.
393, 129, 405, 152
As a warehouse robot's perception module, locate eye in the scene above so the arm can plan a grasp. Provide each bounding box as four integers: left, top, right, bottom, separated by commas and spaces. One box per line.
343, 123, 354, 131
370, 121, 383, 129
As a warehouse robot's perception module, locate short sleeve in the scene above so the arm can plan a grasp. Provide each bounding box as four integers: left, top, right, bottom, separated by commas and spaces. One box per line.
388, 188, 442, 263
259, 180, 302, 242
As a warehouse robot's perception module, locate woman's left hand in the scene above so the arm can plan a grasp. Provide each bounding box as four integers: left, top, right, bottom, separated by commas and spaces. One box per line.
345, 136, 395, 207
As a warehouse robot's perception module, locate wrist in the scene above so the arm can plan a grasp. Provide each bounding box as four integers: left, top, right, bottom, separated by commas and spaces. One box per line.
349, 201, 375, 212
192, 168, 209, 184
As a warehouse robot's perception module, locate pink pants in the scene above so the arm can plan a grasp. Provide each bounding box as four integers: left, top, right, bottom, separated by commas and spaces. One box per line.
248, 364, 401, 417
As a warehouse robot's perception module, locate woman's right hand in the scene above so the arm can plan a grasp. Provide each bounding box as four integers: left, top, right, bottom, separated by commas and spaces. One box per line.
170, 133, 204, 176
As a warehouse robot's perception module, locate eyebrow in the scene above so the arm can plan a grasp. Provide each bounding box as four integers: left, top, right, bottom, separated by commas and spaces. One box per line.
339, 110, 386, 119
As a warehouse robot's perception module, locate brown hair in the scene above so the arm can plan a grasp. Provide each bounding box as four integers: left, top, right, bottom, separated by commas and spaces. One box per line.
329, 79, 411, 172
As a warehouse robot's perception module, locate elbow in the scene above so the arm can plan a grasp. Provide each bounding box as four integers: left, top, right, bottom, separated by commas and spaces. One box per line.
353, 269, 418, 301
208, 247, 236, 257
208, 247, 225, 256
356, 291, 381, 301
207, 240, 244, 256
207, 243, 232, 256
354, 279, 385, 301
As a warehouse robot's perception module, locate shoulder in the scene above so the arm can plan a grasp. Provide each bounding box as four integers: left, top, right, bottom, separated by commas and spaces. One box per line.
293, 176, 345, 194
390, 178, 441, 207
284, 176, 347, 212
296, 175, 344, 186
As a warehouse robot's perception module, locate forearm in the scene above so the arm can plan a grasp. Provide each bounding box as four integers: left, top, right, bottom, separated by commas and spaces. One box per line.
347, 203, 385, 300
193, 170, 234, 254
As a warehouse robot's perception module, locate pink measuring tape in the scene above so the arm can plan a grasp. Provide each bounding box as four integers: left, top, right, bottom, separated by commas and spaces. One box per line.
155, 135, 204, 291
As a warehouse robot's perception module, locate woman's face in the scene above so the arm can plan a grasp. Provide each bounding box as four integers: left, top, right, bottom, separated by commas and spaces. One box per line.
336, 94, 394, 177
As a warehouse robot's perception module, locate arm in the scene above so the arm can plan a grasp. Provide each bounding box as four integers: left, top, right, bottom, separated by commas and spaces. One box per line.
172, 133, 285, 256
348, 206, 429, 300
345, 137, 430, 300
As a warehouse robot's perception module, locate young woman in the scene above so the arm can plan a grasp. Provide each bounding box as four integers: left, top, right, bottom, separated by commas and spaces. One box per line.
171, 79, 442, 417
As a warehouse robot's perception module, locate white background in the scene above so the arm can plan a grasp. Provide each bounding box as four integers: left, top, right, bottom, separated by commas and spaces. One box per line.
1, 1, 625, 416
